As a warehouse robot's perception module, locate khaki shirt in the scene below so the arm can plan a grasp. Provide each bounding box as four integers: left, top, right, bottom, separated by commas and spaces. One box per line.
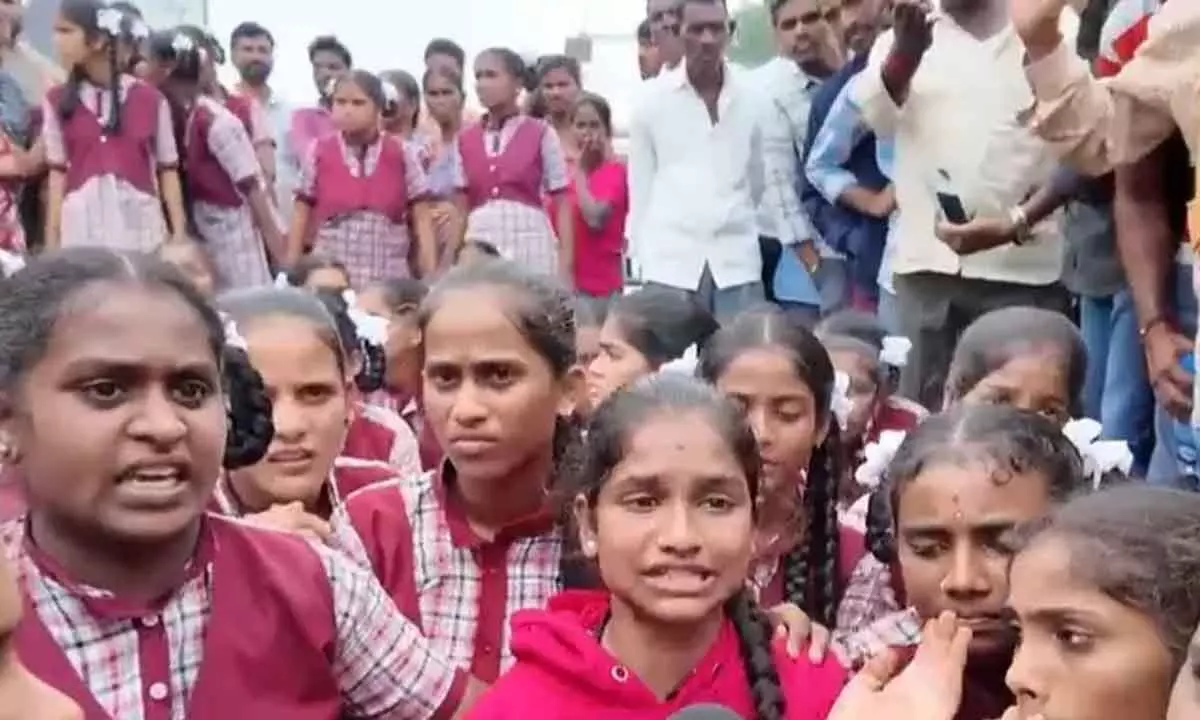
1021, 1, 1199, 242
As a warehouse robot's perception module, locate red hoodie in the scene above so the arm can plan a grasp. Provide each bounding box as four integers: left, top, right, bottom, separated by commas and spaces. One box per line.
465, 590, 847, 719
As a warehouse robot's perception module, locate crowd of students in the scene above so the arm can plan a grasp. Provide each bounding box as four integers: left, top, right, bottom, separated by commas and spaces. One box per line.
0, 0, 1198, 718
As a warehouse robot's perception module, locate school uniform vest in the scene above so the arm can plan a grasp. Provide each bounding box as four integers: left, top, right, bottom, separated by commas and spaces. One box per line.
224, 93, 256, 139
343, 412, 398, 466
186, 102, 243, 208
457, 120, 544, 211
46, 80, 160, 195
208, 458, 396, 517
15, 517, 344, 720
310, 134, 409, 230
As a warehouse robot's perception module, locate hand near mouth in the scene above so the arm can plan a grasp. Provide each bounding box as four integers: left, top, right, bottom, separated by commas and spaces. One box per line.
243, 501, 332, 543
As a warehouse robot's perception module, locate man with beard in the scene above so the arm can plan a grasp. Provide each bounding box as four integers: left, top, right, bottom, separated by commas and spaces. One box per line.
849, 0, 1076, 409
231, 21, 295, 219
801, 0, 895, 326
751, 0, 841, 322
629, 0, 767, 320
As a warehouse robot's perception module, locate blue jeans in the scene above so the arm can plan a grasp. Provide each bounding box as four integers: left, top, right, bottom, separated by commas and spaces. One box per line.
1147, 262, 1199, 488
1078, 290, 1155, 475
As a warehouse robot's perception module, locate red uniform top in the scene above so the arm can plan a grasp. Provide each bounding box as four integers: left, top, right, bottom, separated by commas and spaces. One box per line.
457, 119, 546, 211
210, 456, 398, 520
464, 589, 847, 719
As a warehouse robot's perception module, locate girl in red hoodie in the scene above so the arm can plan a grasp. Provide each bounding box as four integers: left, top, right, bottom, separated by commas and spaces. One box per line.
465, 374, 846, 719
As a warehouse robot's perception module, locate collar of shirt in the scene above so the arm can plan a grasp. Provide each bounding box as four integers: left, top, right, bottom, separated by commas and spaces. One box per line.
433, 460, 557, 549
20, 516, 216, 621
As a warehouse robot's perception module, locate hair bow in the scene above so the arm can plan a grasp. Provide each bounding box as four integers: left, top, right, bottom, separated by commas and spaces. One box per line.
660, 345, 698, 376
129, 19, 150, 41
879, 336, 912, 368
96, 7, 124, 36
1062, 418, 1134, 490
171, 32, 194, 54
0, 249, 25, 278
273, 272, 290, 289
381, 80, 400, 104
220, 312, 248, 351
829, 370, 853, 431
854, 429, 906, 490
342, 290, 390, 346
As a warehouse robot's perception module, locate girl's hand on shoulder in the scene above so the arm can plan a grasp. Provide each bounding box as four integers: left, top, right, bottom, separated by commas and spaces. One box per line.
244, 501, 332, 543
766, 602, 843, 664
827, 611, 971, 720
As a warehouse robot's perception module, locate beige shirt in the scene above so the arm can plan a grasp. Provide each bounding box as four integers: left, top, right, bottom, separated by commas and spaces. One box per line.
852, 18, 1069, 285
1022, 0, 1200, 175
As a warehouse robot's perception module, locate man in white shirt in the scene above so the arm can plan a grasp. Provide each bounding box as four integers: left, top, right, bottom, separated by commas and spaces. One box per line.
850, 0, 1074, 408
230, 22, 294, 221
629, 0, 766, 320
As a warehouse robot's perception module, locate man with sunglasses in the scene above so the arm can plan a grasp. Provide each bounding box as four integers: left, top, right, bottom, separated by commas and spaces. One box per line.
628, 0, 768, 320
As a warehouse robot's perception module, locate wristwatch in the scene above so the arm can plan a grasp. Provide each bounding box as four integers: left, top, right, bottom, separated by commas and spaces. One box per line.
1008, 205, 1032, 245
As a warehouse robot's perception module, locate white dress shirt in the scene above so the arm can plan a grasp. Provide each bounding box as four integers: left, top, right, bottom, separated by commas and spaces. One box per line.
750, 56, 821, 248
852, 18, 1073, 286
628, 62, 766, 291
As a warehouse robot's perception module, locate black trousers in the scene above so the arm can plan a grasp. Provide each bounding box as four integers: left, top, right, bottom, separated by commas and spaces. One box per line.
894, 271, 1071, 410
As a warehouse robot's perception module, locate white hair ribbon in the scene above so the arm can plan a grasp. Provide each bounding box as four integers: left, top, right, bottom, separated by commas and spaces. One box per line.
220, 312, 248, 351
171, 32, 194, 54
96, 7, 124, 36
854, 429, 907, 490
0, 249, 25, 277
129, 19, 149, 40
1062, 418, 1134, 490
830, 370, 853, 431
381, 80, 400, 105
660, 345, 699, 376
342, 290, 390, 346
879, 335, 912, 368
273, 272, 290, 289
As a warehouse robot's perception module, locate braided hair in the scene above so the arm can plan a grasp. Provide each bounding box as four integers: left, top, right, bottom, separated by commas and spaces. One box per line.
312, 289, 388, 394
698, 307, 842, 628
568, 375, 787, 720
57, 0, 126, 135
0, 248, 274, 470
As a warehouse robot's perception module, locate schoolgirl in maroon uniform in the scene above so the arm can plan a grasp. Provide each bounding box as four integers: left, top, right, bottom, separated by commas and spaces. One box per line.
313, 289, 421, 475
147, 28, 281, 289
213, 287, 415, 533
0, 248, 479, 719
43, 0, 189, 252
289, 71, 438, 284
451, 49, 572, 282
697, 309, 866, 621
838, 406, 1092, 720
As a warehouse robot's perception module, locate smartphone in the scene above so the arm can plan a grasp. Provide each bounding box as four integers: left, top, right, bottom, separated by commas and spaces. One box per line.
936, 192, 970, 225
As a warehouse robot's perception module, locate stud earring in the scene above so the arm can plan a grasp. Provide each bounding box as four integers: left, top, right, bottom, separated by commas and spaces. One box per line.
583, 539, 597, 554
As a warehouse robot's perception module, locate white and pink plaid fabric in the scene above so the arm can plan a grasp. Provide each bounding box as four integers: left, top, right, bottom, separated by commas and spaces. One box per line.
302, 135, 429, 286
0, 516, 461, 720
189, 97, 272, 290
449, 116, 568, 277
330, 469, 563, 676
42, 76, 174, 252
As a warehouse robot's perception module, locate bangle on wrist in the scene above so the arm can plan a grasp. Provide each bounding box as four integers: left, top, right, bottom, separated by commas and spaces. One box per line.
1139, 315, 1170, 339
1008, 205, 1031, 245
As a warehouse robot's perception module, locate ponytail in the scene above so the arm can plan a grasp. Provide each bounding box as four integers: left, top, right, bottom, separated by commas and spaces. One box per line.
222, 345, 274, 468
